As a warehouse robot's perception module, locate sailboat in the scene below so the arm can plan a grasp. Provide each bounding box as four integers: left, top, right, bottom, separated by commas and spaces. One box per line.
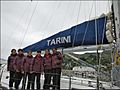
1, 0, 120, 89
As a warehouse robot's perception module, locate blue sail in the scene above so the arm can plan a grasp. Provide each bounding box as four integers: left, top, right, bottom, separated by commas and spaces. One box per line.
23, 16, 108, 52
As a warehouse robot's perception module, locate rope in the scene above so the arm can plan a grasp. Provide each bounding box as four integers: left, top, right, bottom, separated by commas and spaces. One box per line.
98, 0, 112, 79
19, 1, 38, 48
72, 1, 81, 48
40, 2, 61, 39
93, 1, 112, 88
94, 1, 100, 90
93, 0, 111, 88
17, 2, 33, 48
94, 1, 98, 47
2, 2, 31, 54
59, 2, 75, 31
81, 1, 94, 45
83, 2, 87, 21
106, 2, 115, 86
111, 44, 114, 86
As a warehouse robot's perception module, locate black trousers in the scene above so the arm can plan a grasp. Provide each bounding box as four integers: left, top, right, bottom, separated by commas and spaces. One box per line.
43, 69, 52, 89
9, 71, 15, 87
52, 68, 61, 90
14, 72, 23, 89
32, 73, 41, 89
22, 73, 33, 90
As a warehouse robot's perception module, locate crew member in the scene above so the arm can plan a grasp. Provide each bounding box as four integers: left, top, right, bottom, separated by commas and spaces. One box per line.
43, 49, 52, 89
21, 50, 34, 89
32, 50, 43, 89
51, 48, 63, 90
7, 49, 17, 89
14, 49, 25, 89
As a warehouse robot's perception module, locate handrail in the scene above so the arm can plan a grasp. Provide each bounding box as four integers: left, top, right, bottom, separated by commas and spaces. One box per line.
0, 64, 7, 84
1, 70, 119, 89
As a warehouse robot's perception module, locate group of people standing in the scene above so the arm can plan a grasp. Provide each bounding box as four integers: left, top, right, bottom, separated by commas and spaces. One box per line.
7, 48, 63, 90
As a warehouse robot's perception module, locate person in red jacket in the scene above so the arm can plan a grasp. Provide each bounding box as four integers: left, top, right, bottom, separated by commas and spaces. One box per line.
7, 49, 17, 89
51, 48, 63, 90
43, 49, 52, 89
32, 50, 43, 89
14, 49, 25, 89
21, 50, 34, 89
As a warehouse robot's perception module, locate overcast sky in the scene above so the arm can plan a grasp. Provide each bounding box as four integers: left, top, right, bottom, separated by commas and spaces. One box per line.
1, 1, 111, 59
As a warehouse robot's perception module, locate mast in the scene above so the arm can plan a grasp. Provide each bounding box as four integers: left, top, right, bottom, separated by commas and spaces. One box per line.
112, 0, 120, 87
112, 0, 120, 48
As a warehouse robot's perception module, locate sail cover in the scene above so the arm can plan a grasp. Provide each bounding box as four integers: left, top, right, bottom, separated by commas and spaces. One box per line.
23, 16, 108, 52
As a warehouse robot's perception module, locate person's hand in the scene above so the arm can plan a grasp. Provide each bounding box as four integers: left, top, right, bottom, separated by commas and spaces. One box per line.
30, 71, 34, 74
21, 71, 24, 74
53, 61, 57, 64
44, 64, 46, 66
16, 69, 19, 72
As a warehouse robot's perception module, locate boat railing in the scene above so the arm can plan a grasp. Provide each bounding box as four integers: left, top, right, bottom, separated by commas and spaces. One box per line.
0, 63, 7, 85
1, 65, 119, 89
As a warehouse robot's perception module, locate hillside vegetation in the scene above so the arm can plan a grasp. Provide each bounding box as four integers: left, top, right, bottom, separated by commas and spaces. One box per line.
62, 51, 112, 72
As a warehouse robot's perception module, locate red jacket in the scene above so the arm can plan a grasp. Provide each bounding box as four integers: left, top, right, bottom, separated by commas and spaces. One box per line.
51, 52, 63, 69
21, 55, 34, 73
32, 55, 43, 73
7, 54, 17, 71
43, 54, 52, 70
13, 54, 25, 72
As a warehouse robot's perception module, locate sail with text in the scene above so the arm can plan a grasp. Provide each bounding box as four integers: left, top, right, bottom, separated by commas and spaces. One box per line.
23, 16, 108, 52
